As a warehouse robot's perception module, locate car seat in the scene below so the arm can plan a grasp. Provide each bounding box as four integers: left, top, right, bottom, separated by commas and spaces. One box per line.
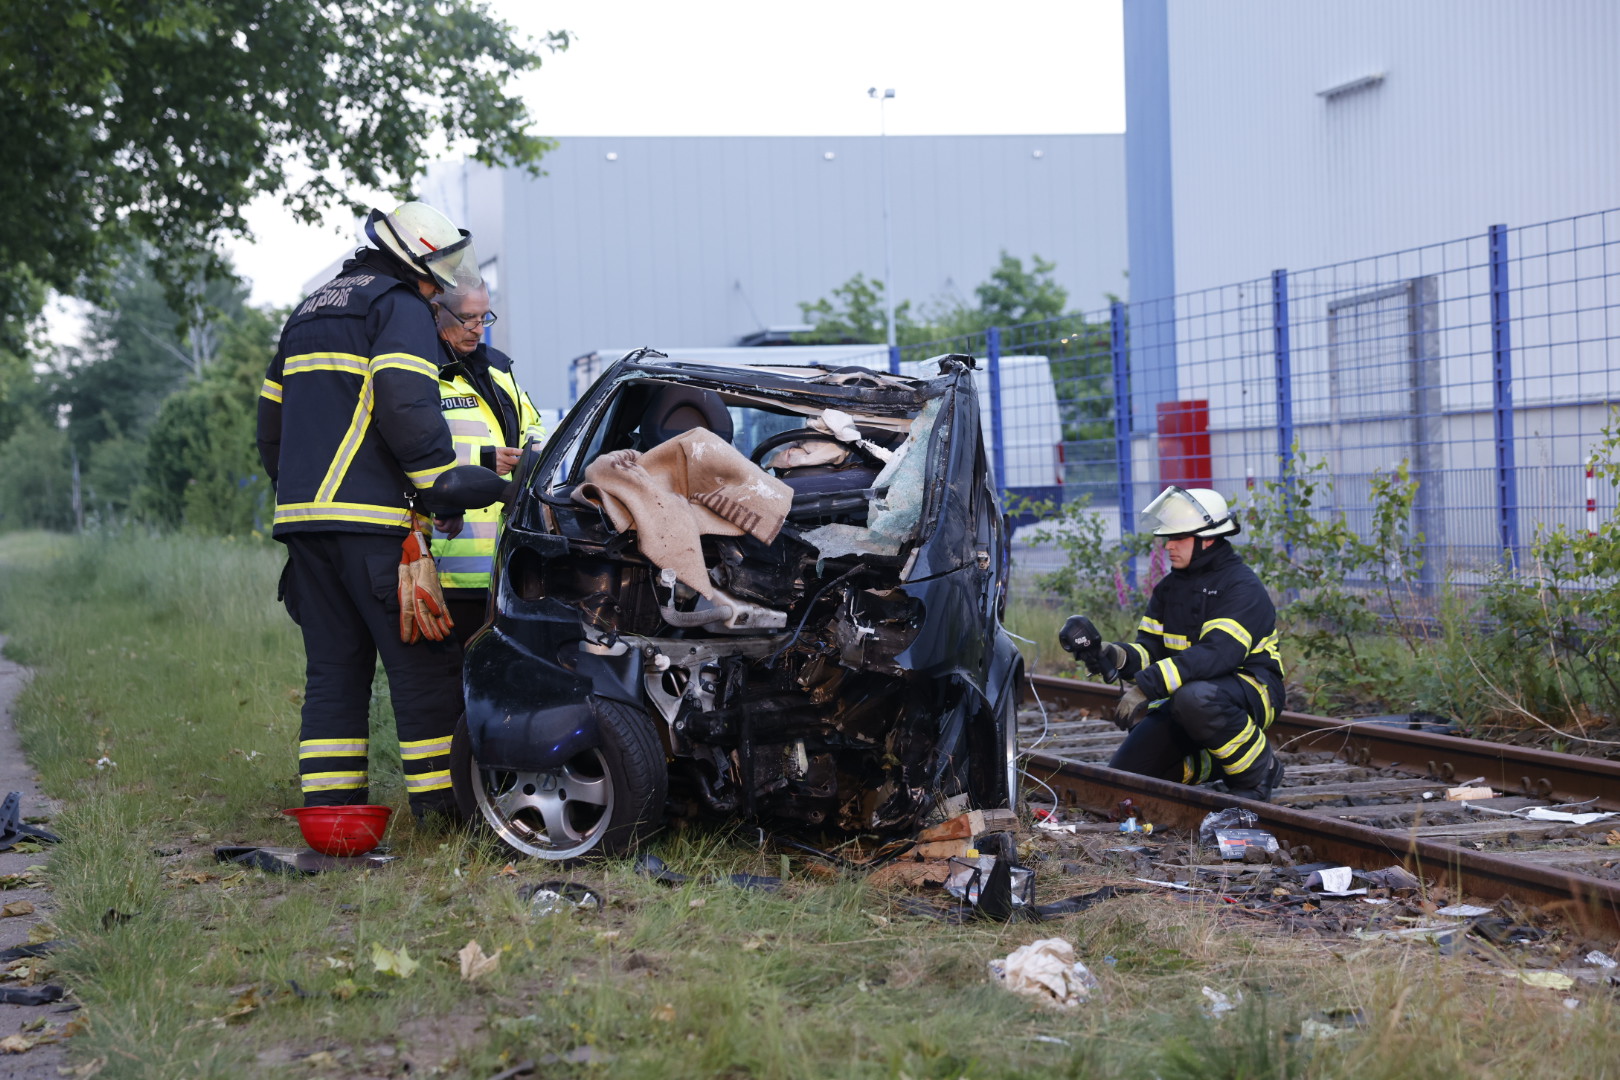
636, 385, 734, 450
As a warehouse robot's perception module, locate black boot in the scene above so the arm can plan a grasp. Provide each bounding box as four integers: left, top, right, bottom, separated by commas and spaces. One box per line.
1225, 752, 1285, 803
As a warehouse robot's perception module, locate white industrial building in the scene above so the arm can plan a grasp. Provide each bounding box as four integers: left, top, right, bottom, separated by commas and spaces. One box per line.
1122, 0, 1620, 571
421, 134, 1128, 408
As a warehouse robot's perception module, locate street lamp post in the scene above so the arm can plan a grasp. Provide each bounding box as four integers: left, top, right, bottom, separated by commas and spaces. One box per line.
868, 87, 897, 371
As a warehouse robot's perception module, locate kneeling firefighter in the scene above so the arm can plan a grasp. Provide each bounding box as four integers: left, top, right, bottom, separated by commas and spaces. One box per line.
1058, 486, 1287, 801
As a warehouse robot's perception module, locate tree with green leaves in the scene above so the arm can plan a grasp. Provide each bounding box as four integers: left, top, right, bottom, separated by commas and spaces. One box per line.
795, 273, 915, 345
0, 0, 566, 350
795, 253, 1070, 347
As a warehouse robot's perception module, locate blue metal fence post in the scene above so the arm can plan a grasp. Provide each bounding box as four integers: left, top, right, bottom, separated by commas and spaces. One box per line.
1488, 223, 1520, 567
1271, 269, 1295, 490
986, 326, 1007, 501
1110, 301, 1136, 588
888, 344, 901, 375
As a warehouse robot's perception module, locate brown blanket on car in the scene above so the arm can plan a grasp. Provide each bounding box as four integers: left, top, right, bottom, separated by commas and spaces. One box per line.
575, 428, 792, 602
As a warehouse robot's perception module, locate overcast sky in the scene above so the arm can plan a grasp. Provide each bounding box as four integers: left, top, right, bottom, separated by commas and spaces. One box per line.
224, 0, 1126, 307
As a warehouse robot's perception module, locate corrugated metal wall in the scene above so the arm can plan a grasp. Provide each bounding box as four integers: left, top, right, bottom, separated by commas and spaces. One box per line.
1161, 0, 1620, 297
454, 134, 1125, 406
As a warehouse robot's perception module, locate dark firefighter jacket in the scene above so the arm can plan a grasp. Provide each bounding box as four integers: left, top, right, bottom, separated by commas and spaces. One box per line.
1113, 540, 1286, 727
257, 249, 457, 537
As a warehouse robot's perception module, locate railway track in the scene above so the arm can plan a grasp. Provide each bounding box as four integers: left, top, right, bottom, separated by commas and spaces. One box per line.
1018, 675, 1620, 935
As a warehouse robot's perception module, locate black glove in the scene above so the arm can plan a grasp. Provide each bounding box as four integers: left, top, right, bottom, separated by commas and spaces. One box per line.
1059, 615, 1121, 681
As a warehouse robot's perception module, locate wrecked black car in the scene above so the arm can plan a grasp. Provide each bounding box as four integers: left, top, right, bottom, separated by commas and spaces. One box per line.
444, 350, 1023, 860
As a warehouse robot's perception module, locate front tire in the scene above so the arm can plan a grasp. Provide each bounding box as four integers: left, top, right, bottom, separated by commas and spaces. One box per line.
452, 699, 667, 861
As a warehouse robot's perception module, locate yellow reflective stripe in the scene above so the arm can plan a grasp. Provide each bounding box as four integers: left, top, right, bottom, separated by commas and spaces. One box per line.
299, 741, 368, 758
1127, 643, 1151, 670
1138, 617, 1165, 636
448, 419, 491, 436
405, 460, 454, 488
1162, 632, 1191, 651
314, 369, 376, 502
1236, 671, 1275, 728
1180, 759, 1194, 783
400, 738, 452, 760
283, 352, 369, 376
274, 501, 411, 529
261, 379, 283, 403
1202, 618, 1253, 651
1155, 657, 1182, 693
301, 772, 368, 790
405, 770, 452, 792
1229, 732, 1269, 776
372, 352, 437, 379
1212, 718, 1257, 761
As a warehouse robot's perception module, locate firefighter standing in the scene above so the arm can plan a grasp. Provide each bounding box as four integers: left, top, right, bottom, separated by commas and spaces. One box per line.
256, 201, 481, 821
1059, 486, 1287, 801
429, 280, 544, 648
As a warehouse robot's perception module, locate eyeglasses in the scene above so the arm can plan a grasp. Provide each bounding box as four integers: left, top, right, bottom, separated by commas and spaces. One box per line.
442, 309, 498, 329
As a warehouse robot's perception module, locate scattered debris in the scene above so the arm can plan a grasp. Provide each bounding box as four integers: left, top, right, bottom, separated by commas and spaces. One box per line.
214, 845, 398, 874
1435, 904, 1494, 918
1201, 985, 1241, 1019
1215, 829, 1279, 860
0, 792, 60, 851
989, 938, 1100, 1008
1445, 785, 1495, 801
0, 984, 65, 1006
1297, 1018, 1355, 1041
1584, 950, 1617, 970
1, 899, 34, 917
1198, 808, 1259, 846
522, 881, 604, 916
1359, 866, 1421, 890
1511, 970, 1574, 991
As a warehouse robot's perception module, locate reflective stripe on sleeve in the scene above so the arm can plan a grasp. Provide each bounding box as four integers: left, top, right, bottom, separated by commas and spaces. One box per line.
1162, 632, 1191, 651
405, 460, 455, 488
1201, 617, 1254, 651
283, 352, 369, 376
1155, 657, 1182, 693
1138, 616, 1165, 636
372, 352, 438, 379
260, 379, 283, 403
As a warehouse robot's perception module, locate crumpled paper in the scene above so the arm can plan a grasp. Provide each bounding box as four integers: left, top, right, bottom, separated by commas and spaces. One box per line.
988, 938, 1100, 1008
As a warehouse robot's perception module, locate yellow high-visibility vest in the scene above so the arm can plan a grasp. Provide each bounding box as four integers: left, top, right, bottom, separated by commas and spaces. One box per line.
431, 363, 541, 590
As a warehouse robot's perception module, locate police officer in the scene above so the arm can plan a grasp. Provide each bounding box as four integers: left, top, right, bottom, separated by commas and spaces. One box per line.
429, 280, 543, 647
257, 201, 480, 821
1059, 486, 1287, 801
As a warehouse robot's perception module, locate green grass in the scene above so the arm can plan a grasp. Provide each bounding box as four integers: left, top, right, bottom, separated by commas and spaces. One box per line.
2, 533, 1617, 1078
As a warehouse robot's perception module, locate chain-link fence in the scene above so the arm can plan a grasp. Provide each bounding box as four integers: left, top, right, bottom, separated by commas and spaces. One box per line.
893, 207, 1620, 586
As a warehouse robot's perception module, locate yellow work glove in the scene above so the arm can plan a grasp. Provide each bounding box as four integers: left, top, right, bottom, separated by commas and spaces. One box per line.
398, 524, 454, 644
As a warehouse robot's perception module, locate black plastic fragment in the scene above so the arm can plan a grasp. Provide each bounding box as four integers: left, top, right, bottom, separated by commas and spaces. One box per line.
0, 941, 61, 962
0, 983, 65, 1006
633, 853, 690, 885
1032, 885, 1144, 918
0, 791, 61, 851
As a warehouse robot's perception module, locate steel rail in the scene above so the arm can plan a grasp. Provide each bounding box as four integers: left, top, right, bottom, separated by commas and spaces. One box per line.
1023, 752, 1620, 935
1029, 675, 1620, 810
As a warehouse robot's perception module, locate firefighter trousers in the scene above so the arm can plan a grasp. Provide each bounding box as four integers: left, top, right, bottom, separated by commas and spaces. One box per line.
281, 533, 462, 817
1108, 674, 1273, 788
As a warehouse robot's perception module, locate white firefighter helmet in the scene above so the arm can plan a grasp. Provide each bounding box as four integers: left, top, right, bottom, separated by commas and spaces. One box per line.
364, 202, 481, 291
1139, 485, 1240, 539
